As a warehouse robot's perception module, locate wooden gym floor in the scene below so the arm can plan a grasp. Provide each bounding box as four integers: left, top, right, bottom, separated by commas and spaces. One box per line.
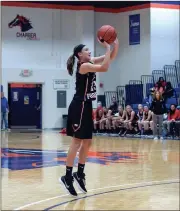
1, 131, 180, 210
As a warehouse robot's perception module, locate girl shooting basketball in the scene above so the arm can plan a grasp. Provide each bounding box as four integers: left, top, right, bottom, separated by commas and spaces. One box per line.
60, 29, 119, 196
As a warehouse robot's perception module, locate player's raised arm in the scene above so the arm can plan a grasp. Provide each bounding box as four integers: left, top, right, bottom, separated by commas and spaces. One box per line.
92, 38, 119, 64
80, 41, 111, 74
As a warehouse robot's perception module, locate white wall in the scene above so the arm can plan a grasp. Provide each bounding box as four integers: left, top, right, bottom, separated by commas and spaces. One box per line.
2, 4, 178, 128
150, 8, 180, 70
95, 8, 151, 93
2, 6, 95, 129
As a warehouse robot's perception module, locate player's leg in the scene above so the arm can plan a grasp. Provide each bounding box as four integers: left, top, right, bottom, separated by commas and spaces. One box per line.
60, 140, 82, 196
73, 101, 93, 194
150, 120, 154, 134
101, 118, 107, 133
112, 118, 116, 130
60, 100, 83, 196
128, 121, 133, 133
73, 139, 92, 193
143, 121, 149, 134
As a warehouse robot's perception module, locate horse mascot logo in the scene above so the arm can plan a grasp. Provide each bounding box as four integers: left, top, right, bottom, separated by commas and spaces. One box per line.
8, 14, 33, 32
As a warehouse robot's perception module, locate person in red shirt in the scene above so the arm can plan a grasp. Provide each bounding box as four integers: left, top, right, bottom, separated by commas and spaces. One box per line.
155, 77, 166, 94
178, 108, 180, 119
93, 102, 102, 122
176, 108, 180, 138
163, 104, 179, 136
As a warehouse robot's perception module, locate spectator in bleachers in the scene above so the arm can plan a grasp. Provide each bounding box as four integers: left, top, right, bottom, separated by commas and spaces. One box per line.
163, 104, 179, 137
150, 91, 167, 140
123, 105, 138, 135
142, 106, 153, 135
163, 81, 174, 103
155, 77, 166, 94
112, 105, 126, 134
137, 104, 144, 134
108, 96, 118, 115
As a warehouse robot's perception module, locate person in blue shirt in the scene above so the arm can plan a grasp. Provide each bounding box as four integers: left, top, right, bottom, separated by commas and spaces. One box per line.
1, 92, 9, 130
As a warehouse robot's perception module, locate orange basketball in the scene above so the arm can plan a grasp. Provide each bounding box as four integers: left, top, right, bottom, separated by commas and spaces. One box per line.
97, 25, 117, 44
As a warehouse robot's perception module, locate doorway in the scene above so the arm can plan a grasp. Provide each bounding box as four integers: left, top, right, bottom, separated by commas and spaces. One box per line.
8, 83, 42, 129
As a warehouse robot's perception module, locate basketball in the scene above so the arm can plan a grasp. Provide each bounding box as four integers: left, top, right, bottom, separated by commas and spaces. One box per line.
97, 25, 117, 44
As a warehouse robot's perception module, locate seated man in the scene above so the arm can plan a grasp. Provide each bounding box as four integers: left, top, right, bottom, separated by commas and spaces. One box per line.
108, 96, 118, 115
163, 82, 174, 103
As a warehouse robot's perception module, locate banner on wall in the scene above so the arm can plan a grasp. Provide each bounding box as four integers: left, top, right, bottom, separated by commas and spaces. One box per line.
8, 14, 40, 41
129, 14, 140, 45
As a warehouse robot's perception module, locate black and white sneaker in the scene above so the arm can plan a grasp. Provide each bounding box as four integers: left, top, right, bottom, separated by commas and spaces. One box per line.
73, 172, 87, 194
59, 176, 77, 197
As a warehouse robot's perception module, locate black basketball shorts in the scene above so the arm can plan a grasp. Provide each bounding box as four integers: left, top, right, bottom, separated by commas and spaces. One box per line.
66, 99, 93, 139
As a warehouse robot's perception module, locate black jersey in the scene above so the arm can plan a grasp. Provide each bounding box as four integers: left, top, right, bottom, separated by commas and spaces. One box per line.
73, 62, 96, 102
144, 111, 152, 121
104, 110, 108, 118
137, 111, 143, 120
127, 112, 132, 120
119, 111, 123, 117
127, 111, 138, 121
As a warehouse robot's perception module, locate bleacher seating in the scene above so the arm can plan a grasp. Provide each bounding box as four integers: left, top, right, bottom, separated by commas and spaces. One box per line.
104, 91, 117, 108
164, 65, 179, 88
104, 59, 180, 110
116, 86, 125, 106
175, 60, 180, 83
141, 75, 154, 98
166, 97, 177, 105
152, 70, 165, 83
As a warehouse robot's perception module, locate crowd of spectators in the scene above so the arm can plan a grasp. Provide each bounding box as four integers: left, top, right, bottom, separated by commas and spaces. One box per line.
93, 94, 180, 140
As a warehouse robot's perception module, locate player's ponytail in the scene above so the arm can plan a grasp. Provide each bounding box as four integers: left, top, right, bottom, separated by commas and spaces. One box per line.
67, 44, 85, 76
67, 54, 75, 76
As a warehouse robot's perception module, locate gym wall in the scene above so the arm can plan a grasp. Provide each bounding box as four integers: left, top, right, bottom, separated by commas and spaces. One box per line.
1, 2, 179, 128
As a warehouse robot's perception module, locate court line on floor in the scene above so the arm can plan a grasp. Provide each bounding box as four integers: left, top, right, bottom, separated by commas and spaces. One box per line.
13, 178, 179, 210
4, 137, 40, 142
44, 180, 180, 211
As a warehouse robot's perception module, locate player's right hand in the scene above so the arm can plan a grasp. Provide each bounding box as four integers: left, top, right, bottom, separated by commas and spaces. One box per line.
98, 37, 110, 49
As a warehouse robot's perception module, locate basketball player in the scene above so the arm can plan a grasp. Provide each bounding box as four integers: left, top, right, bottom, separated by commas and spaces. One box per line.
93, 109, 103, 132
142, 105, 153, 135
124, 105, 138, 135
137, 104, 144, 134
112, 105, 126, 133
99, 107, 108, 133
60, 38, 119, 196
